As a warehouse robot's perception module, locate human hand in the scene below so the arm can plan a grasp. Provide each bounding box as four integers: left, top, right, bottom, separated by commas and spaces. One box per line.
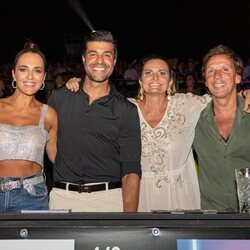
65, 77, 81, 92
243, 89, 250, 113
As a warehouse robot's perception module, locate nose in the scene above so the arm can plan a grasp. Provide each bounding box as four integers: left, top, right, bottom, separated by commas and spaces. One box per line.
27, 70, 34, 79
214, 69, 222, 79
152, 72, 159, 80
96, 54, 104, 64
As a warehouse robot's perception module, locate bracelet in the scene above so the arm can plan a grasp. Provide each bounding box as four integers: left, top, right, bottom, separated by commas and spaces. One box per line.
242, 89, 246, 98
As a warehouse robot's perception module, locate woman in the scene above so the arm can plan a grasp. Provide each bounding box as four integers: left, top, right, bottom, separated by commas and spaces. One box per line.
0, 42, 58, 212
66, 55, 250, 212
128, 55, 210, 211
179, 73, 203, 95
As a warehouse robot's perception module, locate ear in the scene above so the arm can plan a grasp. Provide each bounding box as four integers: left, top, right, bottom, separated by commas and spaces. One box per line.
236, 74, 241, 85
138, 78, 143, 87
82, 55, 85, 65
169, 78, 174, 88
43, 73, 47, 83
11, 69, 16, 81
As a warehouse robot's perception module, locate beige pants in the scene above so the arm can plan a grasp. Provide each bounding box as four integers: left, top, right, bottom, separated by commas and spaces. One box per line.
49, 187, 123, 212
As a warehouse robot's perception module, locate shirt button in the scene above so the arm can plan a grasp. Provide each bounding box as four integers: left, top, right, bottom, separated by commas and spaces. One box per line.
224, 156, 227, 159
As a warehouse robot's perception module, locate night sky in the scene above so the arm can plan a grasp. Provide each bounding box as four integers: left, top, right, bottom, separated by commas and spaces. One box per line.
1, 0, 250, 63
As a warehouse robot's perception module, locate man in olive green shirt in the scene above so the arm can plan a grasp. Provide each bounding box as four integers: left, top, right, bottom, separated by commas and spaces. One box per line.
193, 45, 250, 211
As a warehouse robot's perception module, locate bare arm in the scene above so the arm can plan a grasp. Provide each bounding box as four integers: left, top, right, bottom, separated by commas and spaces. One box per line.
122, 173, 140, 212
45, 106, 58, 163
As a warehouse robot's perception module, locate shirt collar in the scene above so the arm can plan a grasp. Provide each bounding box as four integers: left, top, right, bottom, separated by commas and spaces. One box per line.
202, 95, 246, 122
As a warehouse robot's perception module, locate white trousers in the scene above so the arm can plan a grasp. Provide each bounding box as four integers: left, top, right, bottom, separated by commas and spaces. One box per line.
49, 187, 123, 212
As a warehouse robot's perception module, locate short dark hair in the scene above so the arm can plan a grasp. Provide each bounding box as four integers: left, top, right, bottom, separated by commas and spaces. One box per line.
82, 30, 118, 59
202, 44, 243, 80
13, 41, 47, 71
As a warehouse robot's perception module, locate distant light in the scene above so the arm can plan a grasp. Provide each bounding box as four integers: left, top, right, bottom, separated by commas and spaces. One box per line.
67, 0, 94, 31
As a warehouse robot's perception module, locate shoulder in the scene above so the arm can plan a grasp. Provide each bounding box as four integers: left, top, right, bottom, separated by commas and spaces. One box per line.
112, 92, 137, 111
49, 86, 74, 98
47, 104, 58, 117
127, 97, 137, 105
173, 92, 211, 105
45, 104, 58, 129
48, 87, 80, 107
44, 103, 57, 119
0, 96, 11, 108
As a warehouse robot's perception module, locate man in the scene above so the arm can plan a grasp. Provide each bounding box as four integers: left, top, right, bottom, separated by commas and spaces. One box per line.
48, 30, 141, 212
193, 44, 250, 211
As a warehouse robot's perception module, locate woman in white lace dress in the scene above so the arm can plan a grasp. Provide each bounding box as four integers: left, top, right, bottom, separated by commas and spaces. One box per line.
129, 55, 211, 212
66, 55, 250, 212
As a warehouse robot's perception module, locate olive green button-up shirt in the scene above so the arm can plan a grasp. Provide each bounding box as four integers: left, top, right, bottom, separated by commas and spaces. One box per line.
193, 96, 250, 211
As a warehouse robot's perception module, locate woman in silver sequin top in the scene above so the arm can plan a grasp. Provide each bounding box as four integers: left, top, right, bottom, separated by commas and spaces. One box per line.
0, 42, 58, 212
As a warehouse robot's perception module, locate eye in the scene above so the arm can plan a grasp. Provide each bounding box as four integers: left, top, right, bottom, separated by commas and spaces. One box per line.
222, 67, 229, 73
159, 71, 168, 77
35, 69, 43, 74
19, 67, 27, 72
206, 69, 214, 75
104, 53, 112, 58
88, 52, 96, 57
144, 71, 152, 76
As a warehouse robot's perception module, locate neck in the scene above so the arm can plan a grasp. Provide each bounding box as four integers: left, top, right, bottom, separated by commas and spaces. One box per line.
83, 79, 110, 104
9, 90, 37, 109
212, 94, 237, 115
138, 94, 168, 113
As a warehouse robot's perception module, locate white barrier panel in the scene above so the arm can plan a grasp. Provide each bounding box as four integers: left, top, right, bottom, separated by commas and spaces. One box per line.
0, 240, 74, 250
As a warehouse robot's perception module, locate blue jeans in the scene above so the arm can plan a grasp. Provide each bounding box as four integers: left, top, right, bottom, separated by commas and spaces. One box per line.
0, 174, 49, 212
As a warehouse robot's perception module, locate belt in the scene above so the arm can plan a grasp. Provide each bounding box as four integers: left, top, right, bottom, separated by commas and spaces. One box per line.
0, 174, 45, 195
54, 181, 122, 193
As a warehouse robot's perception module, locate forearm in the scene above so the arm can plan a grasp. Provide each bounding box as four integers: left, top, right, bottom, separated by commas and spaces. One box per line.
122, 173, 140, 212
46, 143, 57, 163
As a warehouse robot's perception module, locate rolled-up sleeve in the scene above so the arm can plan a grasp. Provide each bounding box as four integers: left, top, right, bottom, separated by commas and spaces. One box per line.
119, 103, 142, 178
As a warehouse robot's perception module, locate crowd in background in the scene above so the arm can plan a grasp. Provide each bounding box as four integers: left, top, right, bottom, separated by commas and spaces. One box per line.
1, 56, 250, 102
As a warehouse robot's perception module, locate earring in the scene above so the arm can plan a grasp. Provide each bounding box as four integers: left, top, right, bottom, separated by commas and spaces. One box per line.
12, 80, 17, 89
137, 87, 145, 101
167, 88, 172, 101
40, 82, 45, 90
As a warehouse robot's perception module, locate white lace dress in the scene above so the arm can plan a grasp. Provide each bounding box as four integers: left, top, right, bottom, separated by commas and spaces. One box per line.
129, 93, 210, 212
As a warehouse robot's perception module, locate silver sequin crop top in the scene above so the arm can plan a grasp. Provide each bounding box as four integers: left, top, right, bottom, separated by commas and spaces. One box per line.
0, 104, 49, 168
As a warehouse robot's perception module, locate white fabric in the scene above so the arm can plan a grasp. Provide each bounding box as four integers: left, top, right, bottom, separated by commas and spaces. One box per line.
129, 93, 210, 212
49, 187, 123, 212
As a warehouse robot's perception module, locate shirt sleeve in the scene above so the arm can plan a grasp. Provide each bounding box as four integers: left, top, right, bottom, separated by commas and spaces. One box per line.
119, 102, 142, 178
182, 93, 211, 115
47, 90, 56, 109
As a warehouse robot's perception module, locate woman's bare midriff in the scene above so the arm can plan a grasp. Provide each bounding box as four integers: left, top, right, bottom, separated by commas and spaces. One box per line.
0, 160, 42, 178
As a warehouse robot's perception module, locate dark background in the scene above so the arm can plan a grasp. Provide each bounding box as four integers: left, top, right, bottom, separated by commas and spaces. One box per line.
1, 0, 250, 63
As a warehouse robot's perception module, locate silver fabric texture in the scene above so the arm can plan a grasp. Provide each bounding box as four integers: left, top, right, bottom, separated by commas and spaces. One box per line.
0, 105, 49, 168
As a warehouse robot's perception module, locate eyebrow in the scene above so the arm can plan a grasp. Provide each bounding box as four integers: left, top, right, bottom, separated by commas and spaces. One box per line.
87, 50, 114, 54
18, 65, 44, 68
143, 69, 169, 72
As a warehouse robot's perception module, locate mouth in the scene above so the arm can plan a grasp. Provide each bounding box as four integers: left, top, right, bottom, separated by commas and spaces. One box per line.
149, 83, 162, 88
213, 82, 225, 88
93, 64, 107, 72
24, 82, 36, 87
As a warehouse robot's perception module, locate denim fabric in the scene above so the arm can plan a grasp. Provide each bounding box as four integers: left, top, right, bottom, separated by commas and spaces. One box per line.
0, 174, 48, 212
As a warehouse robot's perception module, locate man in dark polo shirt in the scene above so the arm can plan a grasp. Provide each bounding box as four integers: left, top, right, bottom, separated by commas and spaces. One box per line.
48, 30, 141, 212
